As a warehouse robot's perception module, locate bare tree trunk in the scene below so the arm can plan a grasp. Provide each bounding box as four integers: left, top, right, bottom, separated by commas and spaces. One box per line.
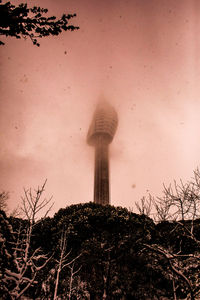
68, 264, 73, 300
53, 264, 61, 300
53, 228, 81, 300
172, 277, 177, 300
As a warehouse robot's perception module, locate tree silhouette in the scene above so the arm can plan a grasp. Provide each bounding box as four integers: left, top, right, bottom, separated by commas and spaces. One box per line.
0, 191, 9, 211
53, 227, 81, 300
136, 169, 200, 299
2, 181, 53, 299
0, 1, 79, 46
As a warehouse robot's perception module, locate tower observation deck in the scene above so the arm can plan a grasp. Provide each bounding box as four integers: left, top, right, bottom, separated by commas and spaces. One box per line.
87, 100, 118, 205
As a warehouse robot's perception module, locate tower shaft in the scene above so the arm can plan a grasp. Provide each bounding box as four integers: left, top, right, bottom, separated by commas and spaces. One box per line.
94, 136, 109, 205
87, 99, 118, 205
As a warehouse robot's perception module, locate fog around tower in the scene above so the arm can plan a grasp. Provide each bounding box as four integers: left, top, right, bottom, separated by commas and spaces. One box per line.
87, 99, 118, 146
0, 0, 200, 215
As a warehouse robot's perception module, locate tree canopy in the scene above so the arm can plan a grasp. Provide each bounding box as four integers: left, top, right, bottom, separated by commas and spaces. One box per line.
0, 1, 79, 46
1, 201, 200, 299
1, 169, 200, 299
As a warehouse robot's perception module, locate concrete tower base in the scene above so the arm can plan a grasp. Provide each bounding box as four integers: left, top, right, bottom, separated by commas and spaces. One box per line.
94, 136, 109, 205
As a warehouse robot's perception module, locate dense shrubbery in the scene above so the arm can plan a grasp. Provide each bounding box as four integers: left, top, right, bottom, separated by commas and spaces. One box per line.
1, 202, 200, 299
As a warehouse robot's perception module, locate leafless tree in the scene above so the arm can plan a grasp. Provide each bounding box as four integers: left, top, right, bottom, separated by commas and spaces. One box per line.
144, 243, 196, 300
0, 191, 9, 211
3, 180, 53, 299
53, 227, 81, 300
136, 168, 200, 225
152, 170, 200, 246
135, 195, 153, 217
0, 190, 22, 217
9, 205, 21, 218
138, 169, 200, 299
68, 261, 82, 300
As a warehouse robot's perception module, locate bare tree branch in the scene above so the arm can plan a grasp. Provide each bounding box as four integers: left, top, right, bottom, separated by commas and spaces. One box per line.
3, 181, 53, 299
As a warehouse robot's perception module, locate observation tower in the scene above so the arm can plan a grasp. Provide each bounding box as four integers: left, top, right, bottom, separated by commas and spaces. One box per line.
87, 99, 118, 205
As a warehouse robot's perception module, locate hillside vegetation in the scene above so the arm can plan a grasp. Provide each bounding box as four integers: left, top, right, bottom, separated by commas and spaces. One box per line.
1, 201, 200, 299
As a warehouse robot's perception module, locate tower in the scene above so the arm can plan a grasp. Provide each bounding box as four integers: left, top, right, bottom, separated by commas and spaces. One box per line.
87, 99, 118, 205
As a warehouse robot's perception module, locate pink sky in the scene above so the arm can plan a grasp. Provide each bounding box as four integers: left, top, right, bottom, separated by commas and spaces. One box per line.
1, 0, 200, 216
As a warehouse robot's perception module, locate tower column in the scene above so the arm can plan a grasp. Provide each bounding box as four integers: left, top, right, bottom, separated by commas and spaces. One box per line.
94, 136, 109, 205
87, 99, 118, 205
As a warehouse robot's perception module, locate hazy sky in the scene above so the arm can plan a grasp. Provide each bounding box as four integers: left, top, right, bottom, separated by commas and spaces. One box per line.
1, 0, 200, 216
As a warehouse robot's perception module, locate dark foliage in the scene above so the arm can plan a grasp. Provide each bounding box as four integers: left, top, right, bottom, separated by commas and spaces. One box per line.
156, 220, 200, 254
1, 203, 200, 299
0, 0, 79, 46
32, 203, 173, 299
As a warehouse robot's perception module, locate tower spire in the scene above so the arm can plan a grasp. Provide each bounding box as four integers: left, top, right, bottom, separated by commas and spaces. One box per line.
87, 99, 118, 205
